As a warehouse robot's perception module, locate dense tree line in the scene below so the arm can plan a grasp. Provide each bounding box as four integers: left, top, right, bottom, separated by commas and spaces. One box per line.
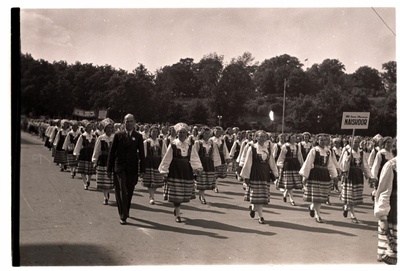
20, 52, 396, 136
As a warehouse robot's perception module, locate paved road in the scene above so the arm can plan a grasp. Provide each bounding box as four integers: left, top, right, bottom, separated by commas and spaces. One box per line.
19, 132, 381, 266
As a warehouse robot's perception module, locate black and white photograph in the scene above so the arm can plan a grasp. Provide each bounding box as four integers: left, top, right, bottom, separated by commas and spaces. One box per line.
7, 0, 398, 269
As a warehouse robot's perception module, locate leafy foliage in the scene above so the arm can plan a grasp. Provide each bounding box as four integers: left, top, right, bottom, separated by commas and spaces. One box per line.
20, 52, 396, 135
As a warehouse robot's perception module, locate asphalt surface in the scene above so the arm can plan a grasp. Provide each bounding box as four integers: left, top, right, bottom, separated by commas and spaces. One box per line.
19, 132, 383, 266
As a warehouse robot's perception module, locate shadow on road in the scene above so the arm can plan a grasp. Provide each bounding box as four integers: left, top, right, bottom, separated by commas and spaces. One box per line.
21, 138, 44, 145
130, 217, 229, 239
19, 243, 119, 266
267, 220, 357, 236
183, 218, 276, 236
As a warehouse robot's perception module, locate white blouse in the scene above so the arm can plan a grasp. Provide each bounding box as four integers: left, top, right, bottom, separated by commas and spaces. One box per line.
158, 138, 203, 174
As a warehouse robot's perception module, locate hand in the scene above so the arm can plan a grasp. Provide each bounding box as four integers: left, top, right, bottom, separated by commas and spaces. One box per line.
379, 219, 388, 232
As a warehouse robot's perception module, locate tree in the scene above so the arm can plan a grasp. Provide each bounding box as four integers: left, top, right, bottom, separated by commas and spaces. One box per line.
214, 63, 255, 125
254, 54, 309, 96
350, 66, 382, 96
381, 61, 396, 93
195, 53, 224, 98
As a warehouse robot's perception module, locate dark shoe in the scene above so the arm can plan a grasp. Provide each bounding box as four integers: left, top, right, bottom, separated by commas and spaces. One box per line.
315, 217, 323, 223
191, 194, 196, 199
173, 209, 176, 216
283, 196, 287, 203
308, 205, 315, 218
325, 200, 331, 205
149, 198, 155, 205
103, 199, 108, 205
214, 188, 219, 193
290, 201, 296, 206
119, 219, 126, 225
343, 206, 348, 218
200, 197, 207, 205
249, 206, 255, 218
86, 181, 90, 188
175, 216, 182, 223
84, 185, 88, 190
258, 217, 265, 224
351, 217, 359, 224
60, 167, 64, 172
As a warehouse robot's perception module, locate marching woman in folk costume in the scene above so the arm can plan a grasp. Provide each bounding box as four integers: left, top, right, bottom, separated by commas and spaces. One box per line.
44, 120, 56, 151
158, 123, 203, 223
193, 126, 221, 204
368, 134, 384, 168
74, 121, 97, 190
210, 126, 231, 193
48, 119, 61, 158
325, 138, 342, 205
299, 134, 338, 223
272, 133, 285, 162
229, 130, 246, 180
340, 136, 373, 223
165, 126, 177, 148
52, 119, 70, 171
223, 127, 235, 172
299, 132, 312, 161
276, 133, 304, 206
330, 137, 343, 192
374, 157, 397, 265
240, 130, 279, 224
142, 125, 167, 205
371, 137, 394, 192
188, 126, 199, 146
92, 118, 115, 205
235, 130, 253, 180
62, 121, 81, 178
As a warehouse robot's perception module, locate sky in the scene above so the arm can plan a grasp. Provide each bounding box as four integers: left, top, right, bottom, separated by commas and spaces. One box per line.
18, 2, 397, 74
1, 1, 398, 270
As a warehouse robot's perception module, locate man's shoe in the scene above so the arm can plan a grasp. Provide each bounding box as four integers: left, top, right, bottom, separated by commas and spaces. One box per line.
119, 219, 126, 225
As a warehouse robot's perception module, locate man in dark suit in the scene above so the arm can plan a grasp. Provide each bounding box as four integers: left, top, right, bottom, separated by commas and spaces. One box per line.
107, 114, 145, 225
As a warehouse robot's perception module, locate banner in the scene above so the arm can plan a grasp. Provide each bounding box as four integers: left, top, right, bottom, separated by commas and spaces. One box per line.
73, 108, 96, 118
341, 112, 370, 129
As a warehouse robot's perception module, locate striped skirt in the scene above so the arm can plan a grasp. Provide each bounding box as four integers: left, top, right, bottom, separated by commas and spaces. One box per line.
66, 153, 78, 167
53, 150, 67, 164
303, 167, 331, 203
165, 178, 194, 203
195, 171, 216, 191
142, 167, 165, 188
96, 166, 114, 190
277, 158, 303, 190
76, 160, 96, 175
215, 164, 227, 179
340, 167, 364, 205
245, 179, 270, 205
377, 223, 397, 262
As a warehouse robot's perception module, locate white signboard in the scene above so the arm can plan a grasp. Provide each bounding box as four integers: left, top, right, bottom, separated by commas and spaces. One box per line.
341, 112, 370, 129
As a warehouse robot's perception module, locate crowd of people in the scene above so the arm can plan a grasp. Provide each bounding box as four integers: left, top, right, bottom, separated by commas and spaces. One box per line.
23, 116, 397, 265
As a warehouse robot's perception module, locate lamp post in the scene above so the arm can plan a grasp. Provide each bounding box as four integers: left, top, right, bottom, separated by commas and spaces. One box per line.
217, 115, 222, 127
282, 78, 289, 134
